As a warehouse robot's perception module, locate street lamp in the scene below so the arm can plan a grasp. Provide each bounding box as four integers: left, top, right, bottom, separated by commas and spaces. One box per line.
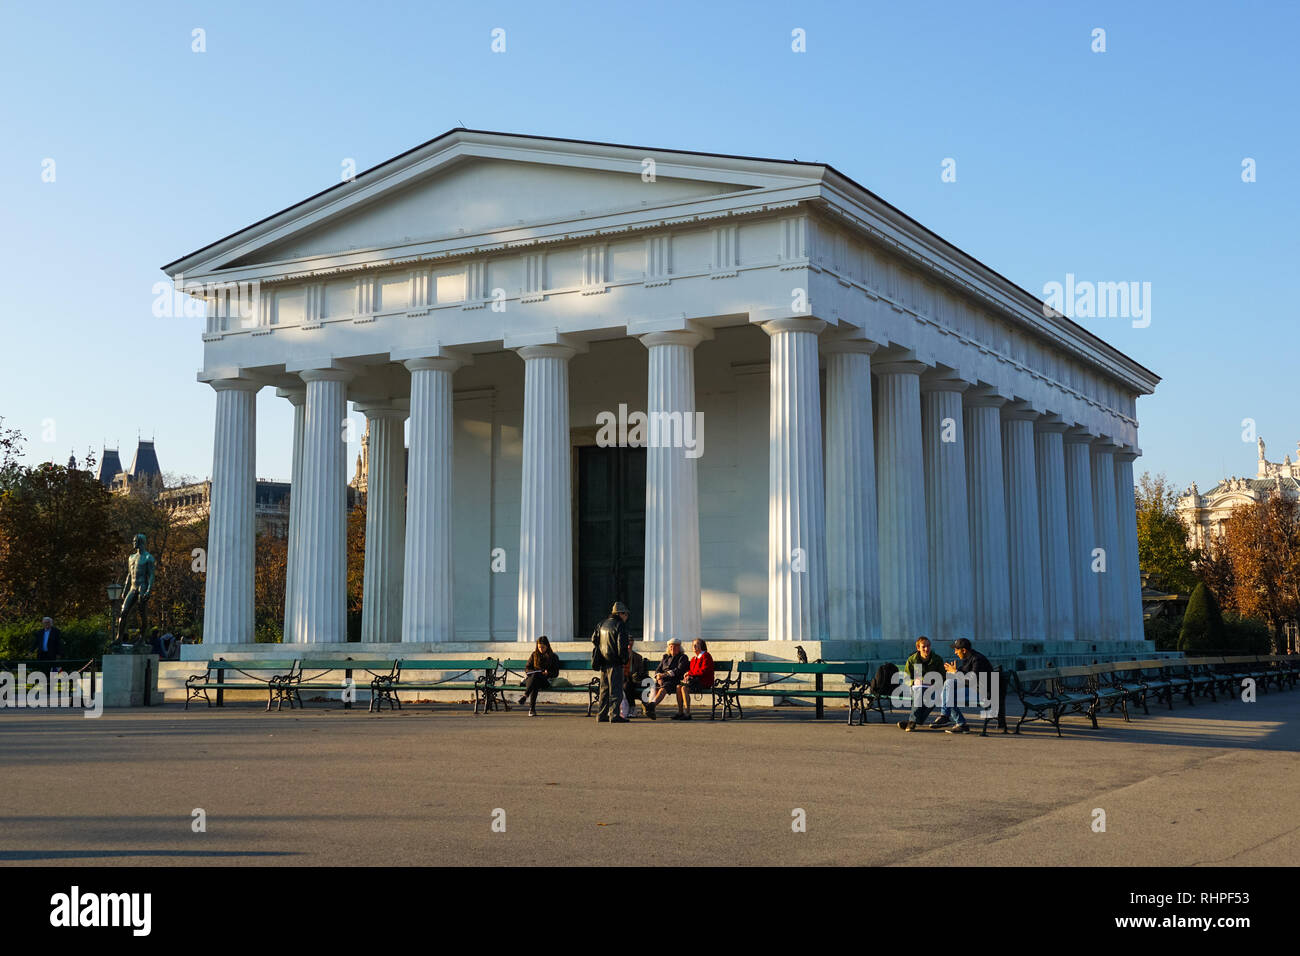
106, 581, 124, 645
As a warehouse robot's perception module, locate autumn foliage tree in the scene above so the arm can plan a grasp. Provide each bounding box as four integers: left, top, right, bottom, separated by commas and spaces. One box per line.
1209, 492, 1300, 650
1135, 471, 1198, 593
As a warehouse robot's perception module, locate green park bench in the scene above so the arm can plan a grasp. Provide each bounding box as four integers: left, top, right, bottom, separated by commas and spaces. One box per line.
370, 658, 502, 714
1106, 661, 1171, 715
497, 655, 601, 714
1162, 659, 1215, 704
709, 660, 869, 722
184, 659, 296, 711
1008, 667, 1099, 736
285, 658, 400, 711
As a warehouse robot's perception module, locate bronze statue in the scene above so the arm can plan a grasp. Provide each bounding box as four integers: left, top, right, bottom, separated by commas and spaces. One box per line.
115, 532, 156, 643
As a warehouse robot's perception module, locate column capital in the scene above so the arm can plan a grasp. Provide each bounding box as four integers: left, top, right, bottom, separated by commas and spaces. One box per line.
1115, 448, 1140, 463
298, 367, 355, 385
403, 354, 468, 373
759, 316, 827, 337
392, 345, 472, 370
1033, 414, 1070, 434
515, 343, 580, 362
275, 386, 306, 406
1000, 401, 1040, 422
638, 329, 706, 350
820, 334, 880, 356
207, 377, 262, 393
963, 385, 1010, 408
1091, 436, 1124, 452
1063, 426, 1098, 444
919, 368, 970, 393
354, 400, 409, 420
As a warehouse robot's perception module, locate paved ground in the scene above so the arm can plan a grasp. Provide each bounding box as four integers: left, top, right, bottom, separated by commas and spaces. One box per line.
2, 692, 1297, 866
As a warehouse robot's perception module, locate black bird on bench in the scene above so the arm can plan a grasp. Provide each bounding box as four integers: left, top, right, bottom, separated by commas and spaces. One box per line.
796, 645, 807, 664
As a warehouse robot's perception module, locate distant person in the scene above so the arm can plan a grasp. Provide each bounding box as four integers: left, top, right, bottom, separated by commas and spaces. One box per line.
591, 602, 631, 723
932, 638, 994, 734
159, 631, 177, 660
623, 635, 649, 718
674, 639, 715, 721
518, 635, 560, 717
647, 639, 689, 719
898, 636, 946, 731
34, 617, 62, 663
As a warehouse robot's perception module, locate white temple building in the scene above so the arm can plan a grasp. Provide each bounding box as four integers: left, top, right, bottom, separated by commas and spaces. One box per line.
162, 129, 1160, 659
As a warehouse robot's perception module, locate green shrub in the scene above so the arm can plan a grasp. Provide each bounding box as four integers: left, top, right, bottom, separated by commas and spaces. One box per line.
1223, 614, 1274, 654
1144, 614, 1183, 651
0, 615, 112, 662
1178, 582, 1226, 652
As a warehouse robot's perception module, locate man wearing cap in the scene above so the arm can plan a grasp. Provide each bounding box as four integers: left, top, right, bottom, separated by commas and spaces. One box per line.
931, 638, 994, 734
591, 602, 632, 723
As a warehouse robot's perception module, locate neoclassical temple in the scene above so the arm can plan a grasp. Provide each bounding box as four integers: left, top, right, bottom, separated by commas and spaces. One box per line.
162, 129, 1159, 651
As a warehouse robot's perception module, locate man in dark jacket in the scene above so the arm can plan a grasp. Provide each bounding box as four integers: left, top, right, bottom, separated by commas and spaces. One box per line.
34, 617, 62, 662
933, 638, 994, 733
591, 602, 631, 723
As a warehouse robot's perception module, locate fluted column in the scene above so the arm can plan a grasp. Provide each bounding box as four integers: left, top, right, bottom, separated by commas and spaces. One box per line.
1034, 418, 1075, 641
290, 368, 352, 643
921, 374, 973, 643
204, 378, 259, 643
359, 403, 408, 643
1002, 405, 1045, 640
516, 344, 576, 643
1114, 450, 1143, 642
1063, 430, 1101, 640
874, 360, 930, 642
402, 357, 463, 643
1091, 441, 1123, 639
277, 387, 305, 643
763, 317, 828, 642
640, 330, 703, 644
824, 340, 880, 641
963, 390, 1012, 641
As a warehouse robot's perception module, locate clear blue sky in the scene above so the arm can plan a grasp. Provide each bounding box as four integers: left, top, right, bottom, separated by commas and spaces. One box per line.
2, 0, 1296, 491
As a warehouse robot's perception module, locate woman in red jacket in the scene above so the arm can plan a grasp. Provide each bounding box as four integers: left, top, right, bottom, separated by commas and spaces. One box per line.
674, 639, 714, 721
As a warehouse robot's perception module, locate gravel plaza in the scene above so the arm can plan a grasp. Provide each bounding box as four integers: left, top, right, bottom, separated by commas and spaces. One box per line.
2, 692, 1296, 868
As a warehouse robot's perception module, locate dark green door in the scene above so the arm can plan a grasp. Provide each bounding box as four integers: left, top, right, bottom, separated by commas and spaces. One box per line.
577, 445, 646, 639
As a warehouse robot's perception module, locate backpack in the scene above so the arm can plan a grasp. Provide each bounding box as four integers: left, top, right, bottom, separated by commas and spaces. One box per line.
870, 662, 899, 696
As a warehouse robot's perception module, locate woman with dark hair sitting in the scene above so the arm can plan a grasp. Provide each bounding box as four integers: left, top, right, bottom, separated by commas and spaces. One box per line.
674, 639, 715, 721
519, 636, 560, 716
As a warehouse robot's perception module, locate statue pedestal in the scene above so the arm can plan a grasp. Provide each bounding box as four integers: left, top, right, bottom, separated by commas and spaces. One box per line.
103, 654, 159, 707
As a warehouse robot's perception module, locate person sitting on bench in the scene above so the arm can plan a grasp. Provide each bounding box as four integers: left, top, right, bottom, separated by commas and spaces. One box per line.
519, 636, 560, 716
648, 639, 689, 719
898, 636, 946, 731
932, 638, 993, 734
675, 639, 715, 721
623, 636, 650, 719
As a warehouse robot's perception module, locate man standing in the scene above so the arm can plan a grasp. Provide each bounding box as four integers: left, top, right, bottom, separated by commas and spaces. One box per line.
592, 602, 631, 723
897, 636, 946, 731
932, 638, 995, 734
34, 617, 62, 662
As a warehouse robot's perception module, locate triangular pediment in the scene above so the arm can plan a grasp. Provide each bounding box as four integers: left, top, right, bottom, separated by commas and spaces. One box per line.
166, 130, 827, 279
230, 158, 751, 267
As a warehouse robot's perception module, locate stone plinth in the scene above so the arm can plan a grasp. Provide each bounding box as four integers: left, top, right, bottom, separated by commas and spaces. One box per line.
103, 654, 159, 707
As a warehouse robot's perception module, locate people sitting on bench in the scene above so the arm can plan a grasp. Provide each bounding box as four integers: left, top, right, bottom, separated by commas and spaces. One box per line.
898, 636, 946, 731
623, 636, 650, 719
648, 639, 689, 719
519, 636, 560, 717
933, 638, 992, 734
675, 639, 715, 721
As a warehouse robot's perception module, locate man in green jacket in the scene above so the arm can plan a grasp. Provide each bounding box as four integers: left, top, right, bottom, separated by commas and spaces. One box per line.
898, 636, 946, 731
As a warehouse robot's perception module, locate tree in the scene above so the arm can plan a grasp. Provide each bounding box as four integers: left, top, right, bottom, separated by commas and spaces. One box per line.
0, 456, 118, 620
346, 499, 366, 641
1179, 581, 1226, 652
1135, 471, 1197, 593
1216, 492, 1300, 650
